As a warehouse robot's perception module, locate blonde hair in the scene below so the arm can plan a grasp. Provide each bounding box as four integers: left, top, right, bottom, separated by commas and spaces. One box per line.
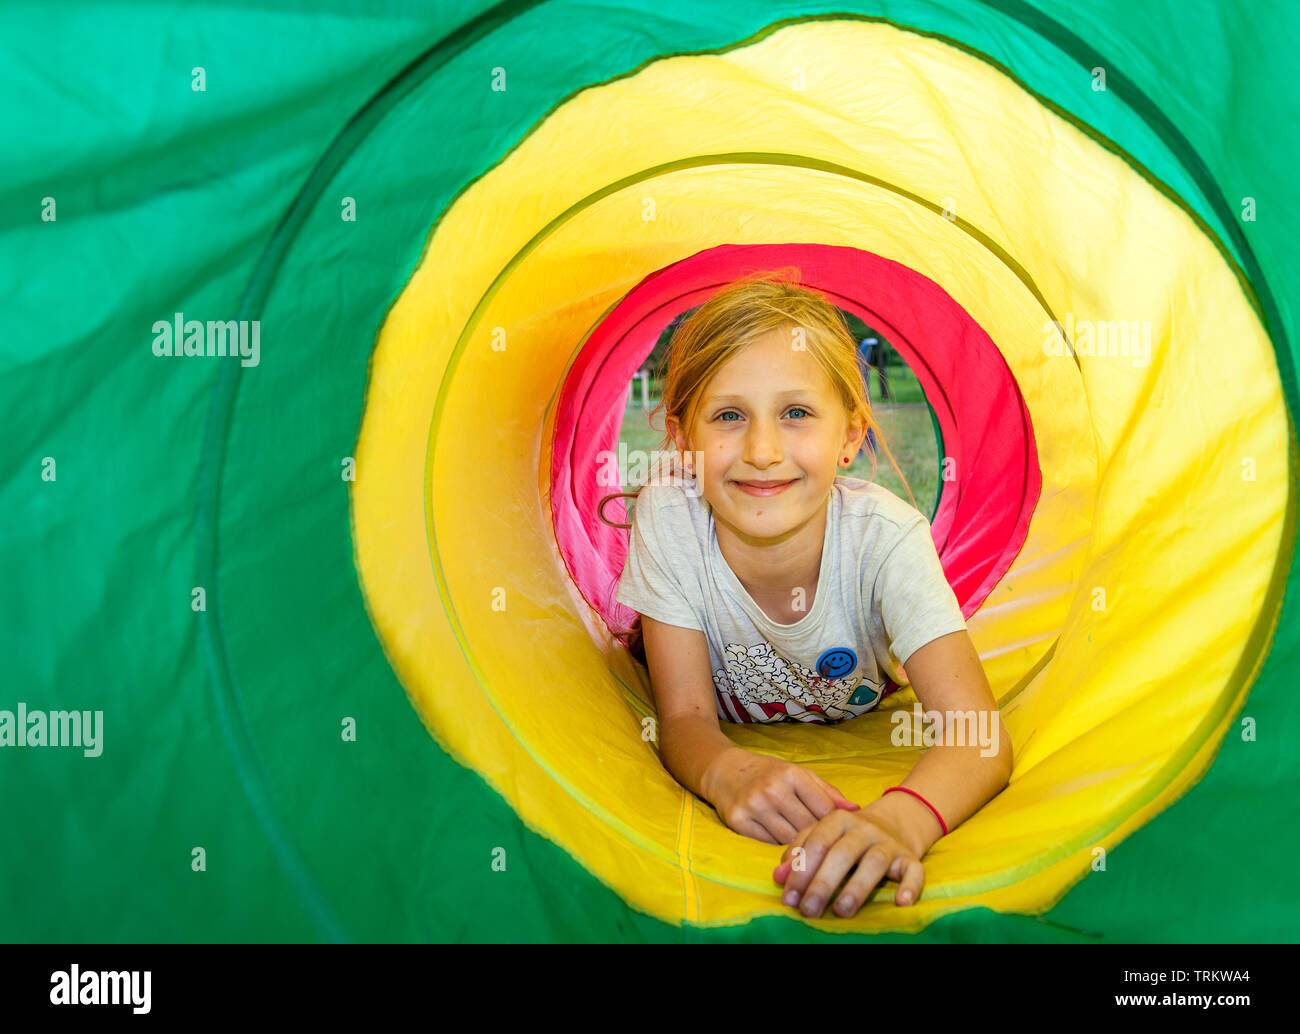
606, 268, 914, 659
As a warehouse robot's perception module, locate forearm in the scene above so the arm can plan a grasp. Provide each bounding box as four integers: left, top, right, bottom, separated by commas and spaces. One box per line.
870, 715, 1013, 857
658, 714, 740, 803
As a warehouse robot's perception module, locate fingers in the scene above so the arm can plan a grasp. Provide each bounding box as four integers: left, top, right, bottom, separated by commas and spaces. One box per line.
777, 814, 853, 908
773, 827, 813, 883
761, 774, 822, 841
760, 811, 801, 846
738, 807, 800, 846
775, 822, 926, 918
893, 854, 925, 907
791, 774, 839, 823
776, 798, 821, 840
815, 775, 859, 811
830, 844, 903, 918
733, 769, 824, 845
736, 818, 779, 845
789, 834, 862, 918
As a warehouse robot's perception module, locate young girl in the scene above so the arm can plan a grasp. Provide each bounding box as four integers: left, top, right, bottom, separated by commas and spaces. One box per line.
605, 270, 1011, 918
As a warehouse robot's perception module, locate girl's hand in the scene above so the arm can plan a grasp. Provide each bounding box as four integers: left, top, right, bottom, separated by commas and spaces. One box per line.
702, 748, 860, 845
771, 801, 926, 917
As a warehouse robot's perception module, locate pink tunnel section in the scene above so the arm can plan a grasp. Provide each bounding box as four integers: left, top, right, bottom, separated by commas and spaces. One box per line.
548, 243, 1041, 642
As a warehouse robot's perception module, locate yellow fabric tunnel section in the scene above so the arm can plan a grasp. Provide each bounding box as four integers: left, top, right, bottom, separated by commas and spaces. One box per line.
351, 21, 1288, 930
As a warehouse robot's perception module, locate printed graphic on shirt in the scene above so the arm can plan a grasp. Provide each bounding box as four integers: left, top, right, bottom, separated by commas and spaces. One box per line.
712, 642, 885, 723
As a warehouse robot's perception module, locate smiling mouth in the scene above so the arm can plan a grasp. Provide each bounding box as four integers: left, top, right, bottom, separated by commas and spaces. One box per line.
732, 478, 799, 496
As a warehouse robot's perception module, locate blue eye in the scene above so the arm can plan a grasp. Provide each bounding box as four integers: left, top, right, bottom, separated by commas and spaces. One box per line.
714, 407, 810, 422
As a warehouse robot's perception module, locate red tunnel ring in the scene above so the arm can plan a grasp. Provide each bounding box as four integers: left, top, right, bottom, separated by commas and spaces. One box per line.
550, 242, 1042, 642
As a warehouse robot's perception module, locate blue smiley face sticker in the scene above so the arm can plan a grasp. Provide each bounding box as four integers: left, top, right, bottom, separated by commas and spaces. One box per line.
816, 647, 857, 679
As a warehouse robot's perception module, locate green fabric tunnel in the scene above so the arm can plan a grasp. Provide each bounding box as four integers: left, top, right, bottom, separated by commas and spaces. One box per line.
2, 0, 1298, 941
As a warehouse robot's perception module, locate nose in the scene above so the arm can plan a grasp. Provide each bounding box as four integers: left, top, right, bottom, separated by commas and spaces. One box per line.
743, 415, 784, 469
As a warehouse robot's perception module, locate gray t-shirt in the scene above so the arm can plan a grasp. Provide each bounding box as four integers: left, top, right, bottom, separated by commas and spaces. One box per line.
615, 475, 968, 724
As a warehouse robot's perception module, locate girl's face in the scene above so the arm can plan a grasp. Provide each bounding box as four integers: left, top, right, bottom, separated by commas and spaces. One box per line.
669, 325, 866, 543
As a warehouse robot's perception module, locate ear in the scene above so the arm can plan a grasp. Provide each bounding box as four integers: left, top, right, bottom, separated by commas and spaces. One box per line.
666, 414, 686, 453
843, 410, 869, 457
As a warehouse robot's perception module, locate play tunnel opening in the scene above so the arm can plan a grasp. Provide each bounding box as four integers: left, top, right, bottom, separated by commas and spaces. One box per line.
548, 243, 1041, 661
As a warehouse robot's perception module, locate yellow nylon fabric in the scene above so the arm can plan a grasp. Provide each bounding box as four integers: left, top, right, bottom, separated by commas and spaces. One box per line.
351, 21, 1286, 929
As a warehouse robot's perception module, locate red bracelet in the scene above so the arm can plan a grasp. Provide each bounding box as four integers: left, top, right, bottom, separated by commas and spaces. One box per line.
882, 786, 948, 836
